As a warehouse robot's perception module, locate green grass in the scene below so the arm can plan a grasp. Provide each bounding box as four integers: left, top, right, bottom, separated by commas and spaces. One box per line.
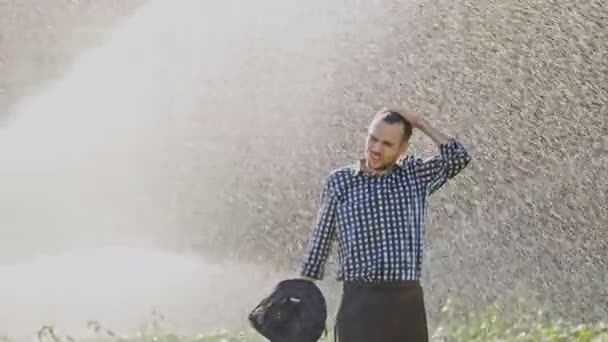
430, 297, 608, 342
26, 297, 608, 342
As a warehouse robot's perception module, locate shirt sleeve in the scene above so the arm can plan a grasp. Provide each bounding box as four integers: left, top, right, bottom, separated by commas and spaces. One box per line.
299, 175, 339, 280
413, 138, 472, 194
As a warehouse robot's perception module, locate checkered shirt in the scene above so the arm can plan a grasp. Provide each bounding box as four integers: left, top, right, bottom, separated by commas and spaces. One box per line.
300, 138, 472, 282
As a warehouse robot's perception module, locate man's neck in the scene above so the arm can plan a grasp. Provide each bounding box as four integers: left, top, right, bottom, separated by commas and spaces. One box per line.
360, 159, 397, 176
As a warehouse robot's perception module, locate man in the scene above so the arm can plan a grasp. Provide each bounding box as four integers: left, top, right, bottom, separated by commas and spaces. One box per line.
299, 108, 472, 341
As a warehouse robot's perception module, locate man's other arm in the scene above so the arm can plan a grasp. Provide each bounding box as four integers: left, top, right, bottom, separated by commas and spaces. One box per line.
299, 175, 339, 281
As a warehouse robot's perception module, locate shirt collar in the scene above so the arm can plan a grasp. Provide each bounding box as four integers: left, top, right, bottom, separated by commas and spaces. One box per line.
352, 157, 405, 177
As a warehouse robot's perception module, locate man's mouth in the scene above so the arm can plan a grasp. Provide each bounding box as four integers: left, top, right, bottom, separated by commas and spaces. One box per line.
370, 153, 381, 162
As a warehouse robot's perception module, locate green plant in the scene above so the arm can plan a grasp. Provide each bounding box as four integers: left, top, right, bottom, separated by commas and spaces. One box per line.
17, 297, 608, 342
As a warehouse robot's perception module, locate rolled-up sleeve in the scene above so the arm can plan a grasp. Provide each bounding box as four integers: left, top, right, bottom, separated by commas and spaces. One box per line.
300, 175, 339, 280
415, 138, 472, 194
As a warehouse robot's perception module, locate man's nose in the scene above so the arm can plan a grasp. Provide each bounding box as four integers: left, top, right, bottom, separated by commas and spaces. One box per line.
370, 142, 382, 153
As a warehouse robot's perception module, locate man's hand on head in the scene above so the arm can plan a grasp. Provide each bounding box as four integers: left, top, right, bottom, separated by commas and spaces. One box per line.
381, 106, 451, 145
381, 107, 427, 130
399, 111, 429, 130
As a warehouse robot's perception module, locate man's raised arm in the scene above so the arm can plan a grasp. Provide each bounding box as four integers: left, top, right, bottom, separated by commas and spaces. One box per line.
397, 109, 472, 193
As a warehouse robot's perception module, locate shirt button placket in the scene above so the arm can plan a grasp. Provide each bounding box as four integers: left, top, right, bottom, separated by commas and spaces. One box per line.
376, 177, 388, 280
370, 177, 378, 280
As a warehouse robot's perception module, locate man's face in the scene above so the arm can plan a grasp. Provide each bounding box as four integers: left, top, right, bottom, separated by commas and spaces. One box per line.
365, 118, 407, 171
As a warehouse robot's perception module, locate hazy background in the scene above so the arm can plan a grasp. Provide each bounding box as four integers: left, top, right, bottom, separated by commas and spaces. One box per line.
1, 0, 606, 339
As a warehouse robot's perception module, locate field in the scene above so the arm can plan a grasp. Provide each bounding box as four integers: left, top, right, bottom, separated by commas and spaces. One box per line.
30, 297, 608, 342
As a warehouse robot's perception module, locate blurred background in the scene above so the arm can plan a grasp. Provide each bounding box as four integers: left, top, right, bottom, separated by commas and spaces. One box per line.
0, 0, 606, 339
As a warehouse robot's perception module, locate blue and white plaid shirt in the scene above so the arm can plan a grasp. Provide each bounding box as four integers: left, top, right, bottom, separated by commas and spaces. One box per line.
300, 138, 471, 282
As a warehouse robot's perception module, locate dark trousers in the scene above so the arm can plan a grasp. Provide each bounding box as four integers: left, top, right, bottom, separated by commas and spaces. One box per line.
335, 280, 428, 342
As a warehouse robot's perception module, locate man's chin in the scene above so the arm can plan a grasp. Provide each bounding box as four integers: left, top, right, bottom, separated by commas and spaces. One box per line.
367, 160, 386, 171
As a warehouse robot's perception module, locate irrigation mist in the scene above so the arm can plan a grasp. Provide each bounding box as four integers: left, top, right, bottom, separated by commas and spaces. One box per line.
0, 0, 344, 336
1, 0, 606, 338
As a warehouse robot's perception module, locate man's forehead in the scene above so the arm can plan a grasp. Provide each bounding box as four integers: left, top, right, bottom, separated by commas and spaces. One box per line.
369, 119, 404, 139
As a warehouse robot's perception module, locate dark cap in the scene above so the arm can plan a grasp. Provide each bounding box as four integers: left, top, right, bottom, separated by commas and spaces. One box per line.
248, 278, 327, 342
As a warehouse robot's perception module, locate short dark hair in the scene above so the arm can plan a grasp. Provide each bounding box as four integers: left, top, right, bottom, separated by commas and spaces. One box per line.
375, 110, 413, 142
